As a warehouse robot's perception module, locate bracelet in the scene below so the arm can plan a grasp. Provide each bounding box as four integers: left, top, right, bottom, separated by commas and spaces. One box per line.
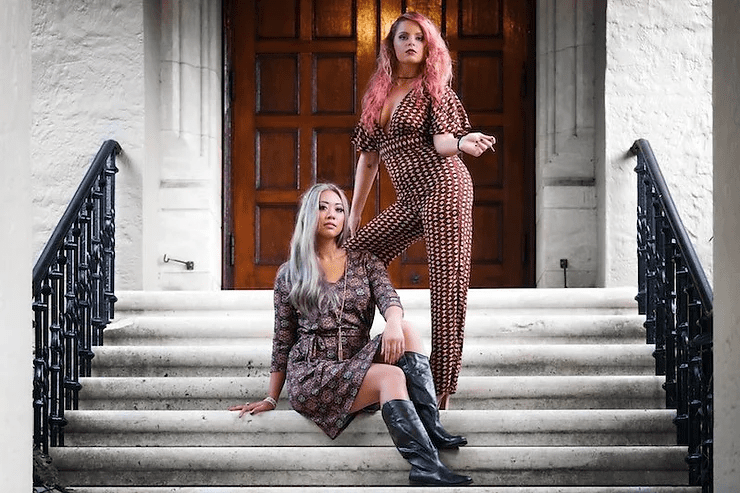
263, 396, 277, 408
456, 135, 464, 152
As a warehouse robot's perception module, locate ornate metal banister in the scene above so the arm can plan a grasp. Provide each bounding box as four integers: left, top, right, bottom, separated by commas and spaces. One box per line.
32, 140, 120, 453
631, 138, 712, 492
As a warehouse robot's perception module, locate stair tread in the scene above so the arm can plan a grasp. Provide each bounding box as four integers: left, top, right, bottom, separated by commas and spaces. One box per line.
105, 313, 645, 342
78, 374, 665, 396
63, 408, 676, 433
66, 488, 703, 493
113, 287, 639, 313
51, 445, 690, 470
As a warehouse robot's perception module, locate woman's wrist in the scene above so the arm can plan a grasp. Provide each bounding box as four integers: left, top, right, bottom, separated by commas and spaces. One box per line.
456, 135, 464, 153
263, 396, 277, 408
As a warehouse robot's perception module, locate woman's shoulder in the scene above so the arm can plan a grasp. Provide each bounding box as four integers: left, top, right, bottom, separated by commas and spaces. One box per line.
274, 263, 292, 287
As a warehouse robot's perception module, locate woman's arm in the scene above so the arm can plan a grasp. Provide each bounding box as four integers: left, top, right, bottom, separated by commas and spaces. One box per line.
381, 305, 405, 364
229, 370, 286, 417
349, 150, 380, 235
433, 132, 496, 158
229, 271, 295, 416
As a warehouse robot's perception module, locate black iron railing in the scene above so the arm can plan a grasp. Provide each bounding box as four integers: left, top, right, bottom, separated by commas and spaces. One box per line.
631, 139, 712, 492
32, 140, 120, 452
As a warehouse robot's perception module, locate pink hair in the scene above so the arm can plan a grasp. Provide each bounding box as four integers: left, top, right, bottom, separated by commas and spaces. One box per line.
359, 12, 453, 131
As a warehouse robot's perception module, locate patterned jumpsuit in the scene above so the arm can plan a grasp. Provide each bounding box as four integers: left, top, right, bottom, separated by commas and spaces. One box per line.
348, 86, 474, 395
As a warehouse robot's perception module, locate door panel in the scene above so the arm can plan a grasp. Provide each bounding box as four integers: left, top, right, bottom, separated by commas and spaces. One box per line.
225, 0, 534, 289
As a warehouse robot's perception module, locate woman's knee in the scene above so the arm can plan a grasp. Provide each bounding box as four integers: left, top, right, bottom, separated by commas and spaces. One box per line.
379, 364, 407, 391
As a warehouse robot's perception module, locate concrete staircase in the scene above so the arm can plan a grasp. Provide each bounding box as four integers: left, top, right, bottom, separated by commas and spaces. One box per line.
51, 288, 700, 493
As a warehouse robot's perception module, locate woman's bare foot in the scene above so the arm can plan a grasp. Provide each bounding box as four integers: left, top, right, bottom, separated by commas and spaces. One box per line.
437, 392, 451, 410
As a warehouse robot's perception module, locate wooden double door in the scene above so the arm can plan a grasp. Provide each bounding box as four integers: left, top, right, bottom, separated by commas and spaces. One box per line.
224, 0, 534, 289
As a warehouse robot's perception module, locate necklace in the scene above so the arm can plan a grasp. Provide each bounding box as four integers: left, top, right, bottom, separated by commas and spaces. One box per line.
334, 253, 349, 361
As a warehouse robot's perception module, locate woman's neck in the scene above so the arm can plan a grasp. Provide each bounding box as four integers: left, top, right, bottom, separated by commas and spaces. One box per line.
316, 238, 343, 261
396, 61, 421, 80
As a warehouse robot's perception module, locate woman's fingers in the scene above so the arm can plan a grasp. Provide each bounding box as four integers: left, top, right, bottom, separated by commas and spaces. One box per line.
473, 133, 495, 149
382, 339, 405, 364
228, 401, 271, 418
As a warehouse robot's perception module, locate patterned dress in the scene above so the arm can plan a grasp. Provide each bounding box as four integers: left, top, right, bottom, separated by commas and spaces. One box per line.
270, 249, 402, 439
348, 86, 474, 396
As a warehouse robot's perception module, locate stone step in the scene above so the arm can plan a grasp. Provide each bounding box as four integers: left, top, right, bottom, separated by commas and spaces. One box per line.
103, 313, 646, 346
112, 287, 638, 316
65, 488, 702, 493
76, 375, 665, 411
50, 445, 690, 486
63, 409, 677, 447
90, 343, 655, 378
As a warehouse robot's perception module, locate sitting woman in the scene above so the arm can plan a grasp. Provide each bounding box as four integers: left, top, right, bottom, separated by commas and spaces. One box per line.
229, 182, 472, 486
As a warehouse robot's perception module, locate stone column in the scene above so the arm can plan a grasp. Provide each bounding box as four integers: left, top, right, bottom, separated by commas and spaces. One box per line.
713, 0, 740, 486
536, 0, 598, 287
156, 0, 222, 290
0, 0, 33, 489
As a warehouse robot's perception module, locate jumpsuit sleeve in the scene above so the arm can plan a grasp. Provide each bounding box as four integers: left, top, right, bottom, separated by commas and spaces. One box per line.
270, 268, 298, 373
363, 251, 403, 317
351, 122, 379, 152
430, 86, 472, 138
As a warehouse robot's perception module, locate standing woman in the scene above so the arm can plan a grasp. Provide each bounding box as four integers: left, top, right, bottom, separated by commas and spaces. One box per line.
230, 183, 472, 486
347, 11, 495, 409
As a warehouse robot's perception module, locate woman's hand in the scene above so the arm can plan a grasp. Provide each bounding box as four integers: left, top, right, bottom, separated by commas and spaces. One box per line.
381, 318, 406, 364
228, 398, 276, 418
457, 132, 496, 157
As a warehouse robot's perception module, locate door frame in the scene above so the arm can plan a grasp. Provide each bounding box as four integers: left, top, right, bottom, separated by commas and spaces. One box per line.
220, 0, 536, 289
222, 0, 236, 288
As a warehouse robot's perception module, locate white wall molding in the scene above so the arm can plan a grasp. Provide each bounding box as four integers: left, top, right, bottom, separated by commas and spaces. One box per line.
536, 0, 598, 287
156, 0, 223, 290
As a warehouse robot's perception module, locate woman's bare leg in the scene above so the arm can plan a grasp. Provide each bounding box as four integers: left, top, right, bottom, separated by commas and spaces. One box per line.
349, 363, 408, 413
401, 320, 425, 354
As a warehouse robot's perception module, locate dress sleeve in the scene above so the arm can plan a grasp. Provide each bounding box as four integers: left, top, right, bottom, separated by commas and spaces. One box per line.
430, 87, 472, 137
270, 269, 298, 373
351, 122, 378, 152
363, 251, 403, 317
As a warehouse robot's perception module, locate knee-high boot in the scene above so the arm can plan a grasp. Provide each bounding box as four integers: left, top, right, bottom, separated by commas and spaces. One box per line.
397, 352, 468, 449
381, 399, 473, 486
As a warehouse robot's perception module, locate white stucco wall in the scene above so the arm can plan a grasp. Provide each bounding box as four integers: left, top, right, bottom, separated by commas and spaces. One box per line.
31, 0, 146, 290
602, 0, 713, 287
0, 0, 33, 489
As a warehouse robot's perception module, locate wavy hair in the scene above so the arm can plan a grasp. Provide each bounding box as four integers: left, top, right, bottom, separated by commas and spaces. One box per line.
280, 183, 351, 315
359, 11, 453, 131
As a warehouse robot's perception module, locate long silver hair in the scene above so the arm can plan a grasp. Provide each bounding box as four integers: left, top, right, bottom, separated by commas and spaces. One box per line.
281, 183, 351, 315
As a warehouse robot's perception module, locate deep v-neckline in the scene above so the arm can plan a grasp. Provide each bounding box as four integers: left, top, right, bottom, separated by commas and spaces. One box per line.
324, 250, 349, 284
381, 89, 414, 136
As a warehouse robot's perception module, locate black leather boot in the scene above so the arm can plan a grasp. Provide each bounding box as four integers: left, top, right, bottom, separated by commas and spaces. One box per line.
397, 352, 468, 449
381, 399, 473, 486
